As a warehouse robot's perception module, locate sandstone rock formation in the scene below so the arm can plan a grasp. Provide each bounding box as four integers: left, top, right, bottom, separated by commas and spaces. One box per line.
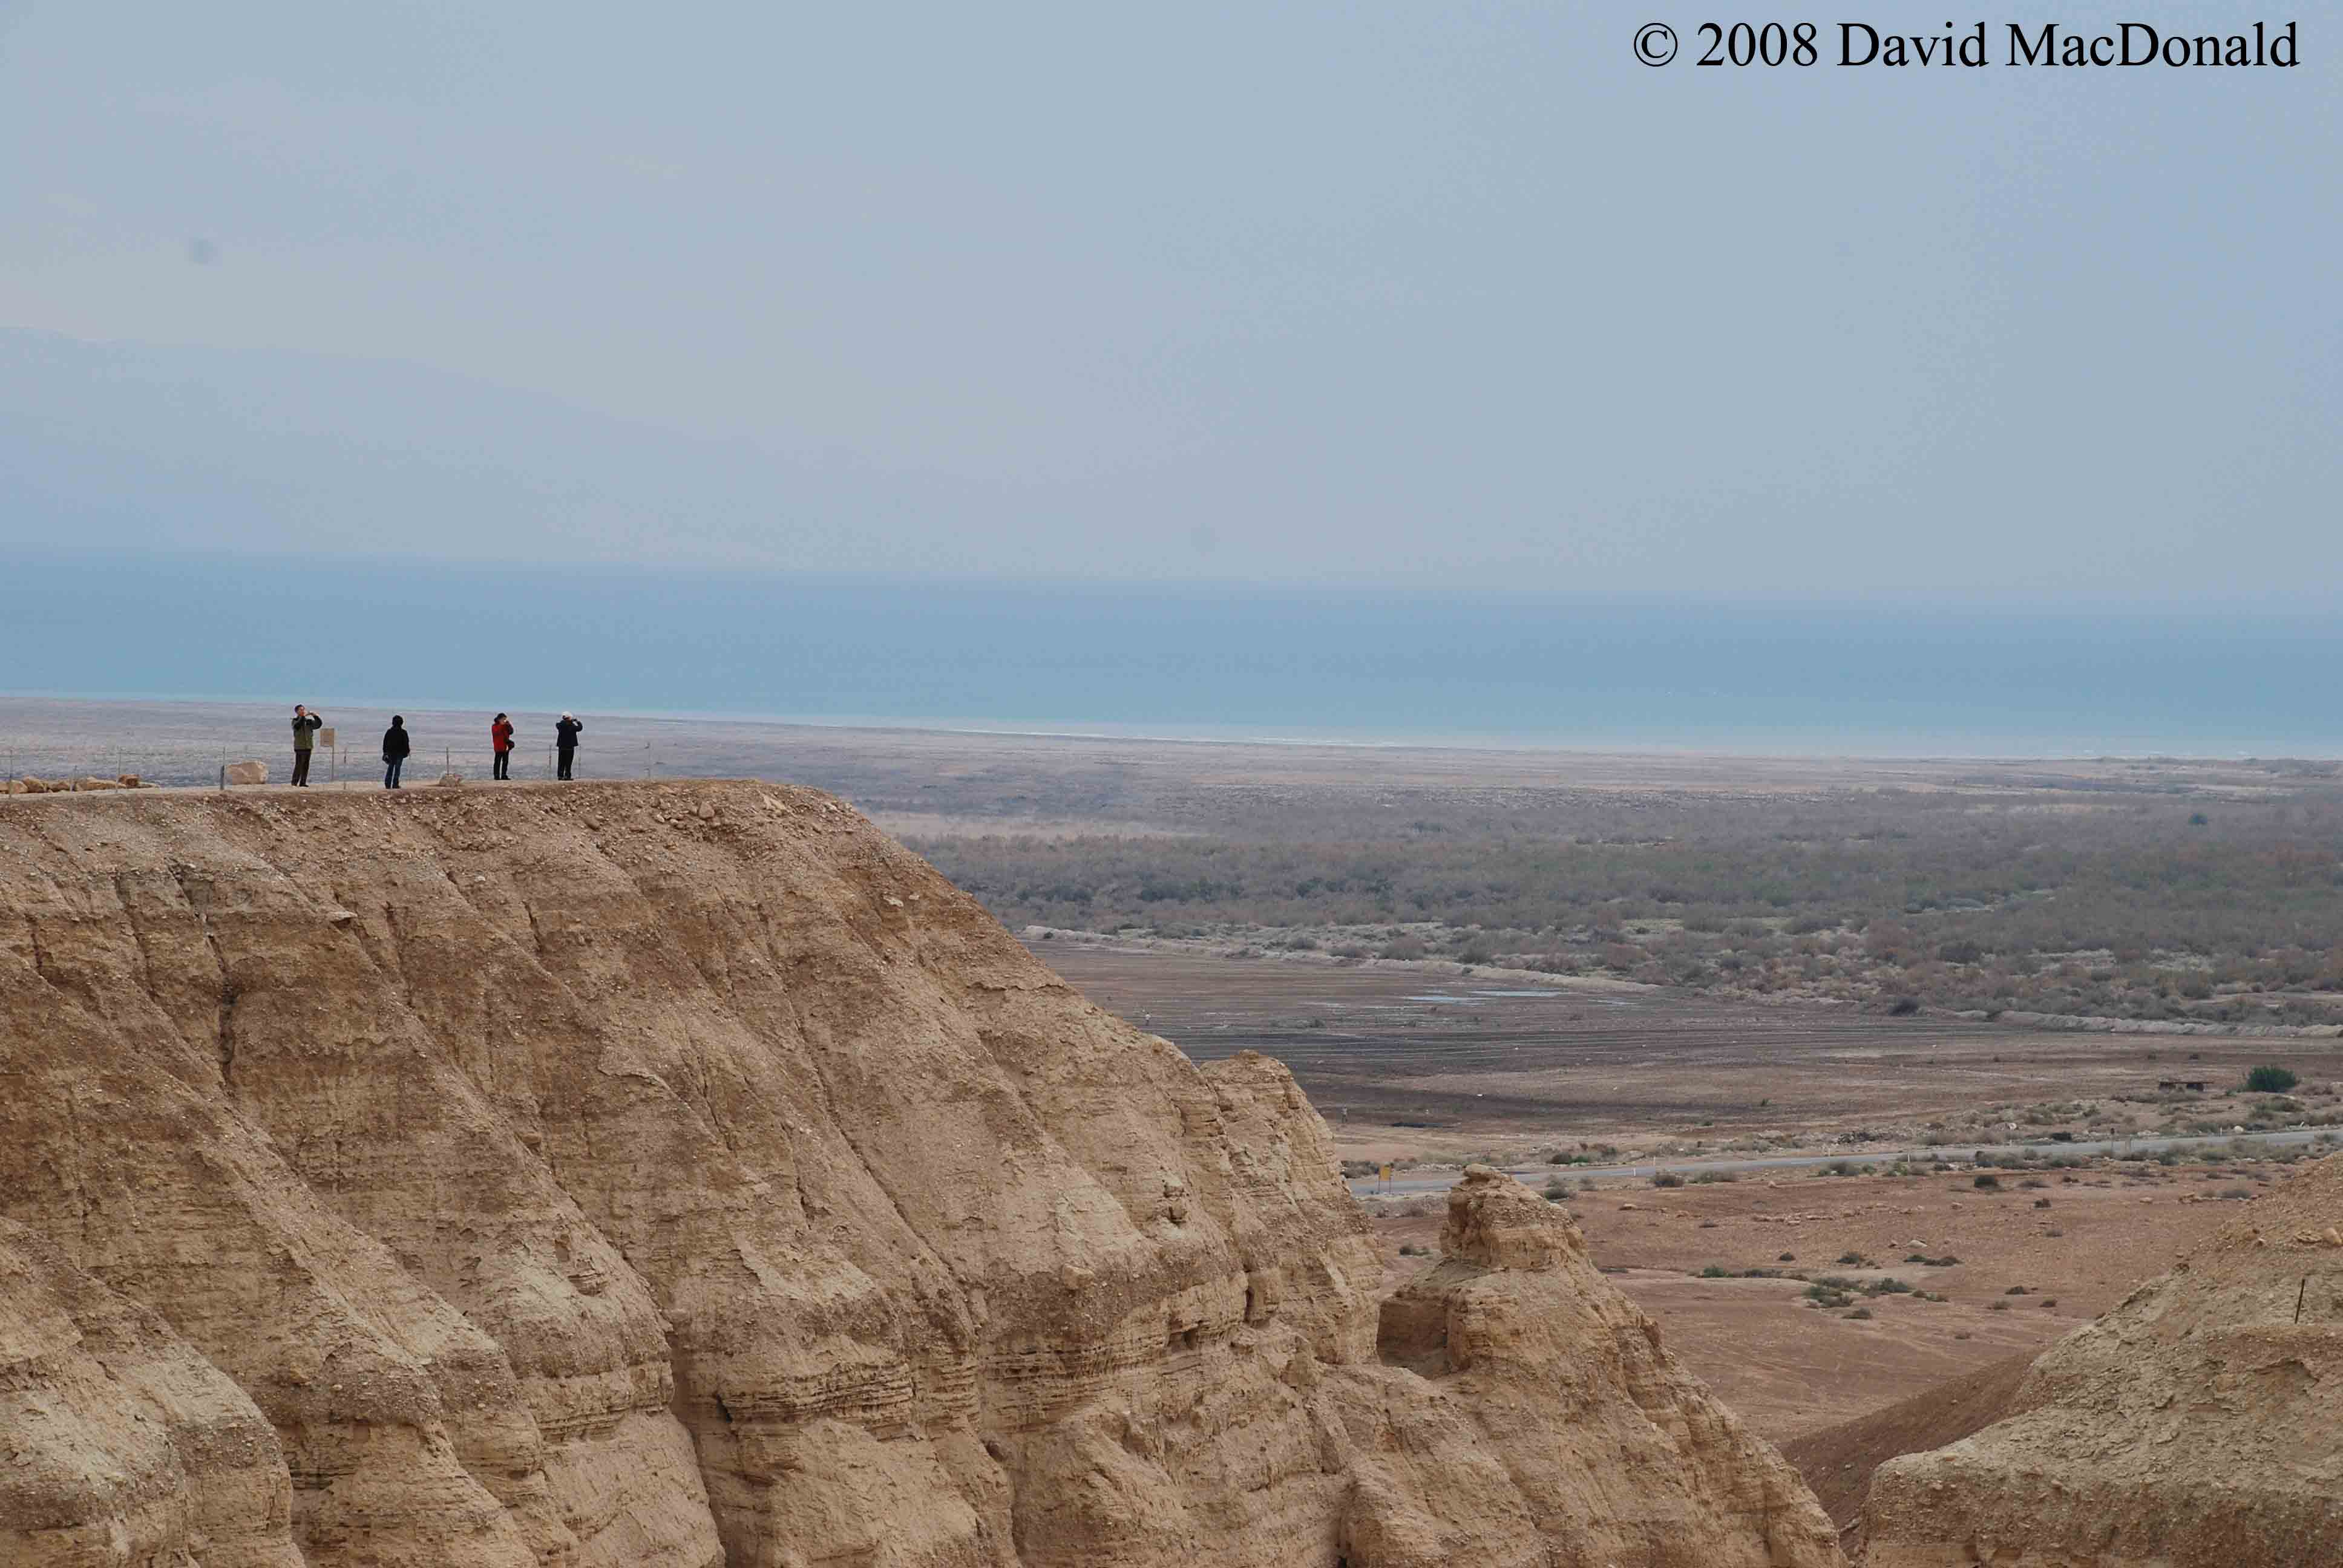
0, 782, 1841, 1567
1778, 1352, 2031, 1546
1365, 1168, 1842, 1566
1867, 1151, 2343, 1567
224, 760, 268, 785
0, 1219, 303, 1566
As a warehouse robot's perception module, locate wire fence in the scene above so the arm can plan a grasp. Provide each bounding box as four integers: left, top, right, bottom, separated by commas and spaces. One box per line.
1, 740, 643, 793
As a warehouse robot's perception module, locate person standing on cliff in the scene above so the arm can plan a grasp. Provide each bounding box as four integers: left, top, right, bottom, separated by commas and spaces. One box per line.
382, 715, 411, 789
554, 712, 582, 780
290, 704, 323, 786
491, 713, 515, 780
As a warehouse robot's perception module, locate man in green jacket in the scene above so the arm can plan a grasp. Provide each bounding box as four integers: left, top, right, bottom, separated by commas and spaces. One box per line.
291, 704, 323, 786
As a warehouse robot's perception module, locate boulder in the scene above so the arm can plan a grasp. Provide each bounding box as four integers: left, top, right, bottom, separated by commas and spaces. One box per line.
225, 760, 268, 786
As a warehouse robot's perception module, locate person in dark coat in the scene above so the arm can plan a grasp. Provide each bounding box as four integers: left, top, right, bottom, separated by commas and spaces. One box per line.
290, 704, 323, 786
554, 712, 582, 780
382, 715, 411, 789
491, 713, 515, 780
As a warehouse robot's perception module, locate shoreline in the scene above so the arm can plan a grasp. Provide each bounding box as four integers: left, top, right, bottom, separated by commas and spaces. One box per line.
5, 690, 2341, 765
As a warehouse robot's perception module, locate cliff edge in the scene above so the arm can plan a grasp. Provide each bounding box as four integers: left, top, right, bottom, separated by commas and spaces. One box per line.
1866, 1151, 2343, 1567
0, 781, 1838, 1567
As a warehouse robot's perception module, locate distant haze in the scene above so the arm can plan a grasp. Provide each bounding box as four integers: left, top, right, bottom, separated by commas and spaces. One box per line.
0, 3, 2336, 594
7, 552, 2342, 755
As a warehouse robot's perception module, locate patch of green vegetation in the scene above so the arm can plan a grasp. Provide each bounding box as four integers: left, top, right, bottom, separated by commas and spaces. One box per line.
916, 779, 2343, 1026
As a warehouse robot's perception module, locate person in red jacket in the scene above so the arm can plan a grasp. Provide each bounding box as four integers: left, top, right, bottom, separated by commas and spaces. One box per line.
491, 712, 515, 780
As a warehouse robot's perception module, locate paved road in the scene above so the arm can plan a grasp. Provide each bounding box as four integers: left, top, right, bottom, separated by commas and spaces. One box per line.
1351, 1125, 2333, 1198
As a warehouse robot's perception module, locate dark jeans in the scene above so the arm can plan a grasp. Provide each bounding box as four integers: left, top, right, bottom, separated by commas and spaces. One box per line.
557, 746, 575, 780
292, 748, 312, 786
493, 749, 510, 780
384, 757, 404, 789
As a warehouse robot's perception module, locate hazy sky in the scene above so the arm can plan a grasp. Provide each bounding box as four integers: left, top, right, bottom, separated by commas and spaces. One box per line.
1, 2, 2335, 592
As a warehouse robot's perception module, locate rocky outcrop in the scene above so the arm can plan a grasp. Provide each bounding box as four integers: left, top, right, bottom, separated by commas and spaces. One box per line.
1866, 1152, 2343, 1567
1359, 1168, 1842, 1567
1778, 1352, 2032, 1546
0, 1218, 301, 1567
0, 782, 1841, 1567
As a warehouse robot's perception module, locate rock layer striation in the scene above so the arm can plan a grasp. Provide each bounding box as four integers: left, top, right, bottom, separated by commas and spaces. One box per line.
1867, 1151, 2343, 1567
0, 782, 1840, 1567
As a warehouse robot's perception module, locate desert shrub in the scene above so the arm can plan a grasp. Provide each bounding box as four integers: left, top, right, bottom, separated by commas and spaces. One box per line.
2246, 1066, 2300, 1093
1973, 1174, 2001, 1190
1988, 1300, 2011, 1312
1650, 1171, 1685, 1188
1698, 1264, 1732, 1278
1844, 1307, 1874, 1320
917, 770, 2343, 1027
1689, 1169, 1738, 1184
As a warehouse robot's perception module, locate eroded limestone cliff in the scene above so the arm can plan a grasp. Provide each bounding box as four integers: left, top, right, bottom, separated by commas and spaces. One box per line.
1866, 1151, 2343, 1567
0, 782, 1840, 1567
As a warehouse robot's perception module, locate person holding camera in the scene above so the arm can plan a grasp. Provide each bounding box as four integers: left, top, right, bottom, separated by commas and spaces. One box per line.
554, 712, 582, 780
290, 704, 323, 786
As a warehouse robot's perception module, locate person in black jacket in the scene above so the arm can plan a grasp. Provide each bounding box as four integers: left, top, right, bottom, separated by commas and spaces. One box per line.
382, 715, 411, 789
554, 712, 582, 780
